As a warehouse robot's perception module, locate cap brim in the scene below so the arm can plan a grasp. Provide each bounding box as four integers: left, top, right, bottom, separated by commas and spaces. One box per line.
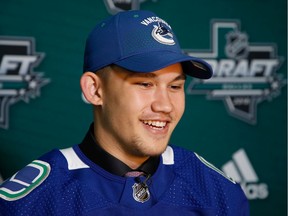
114, 51, 213, 79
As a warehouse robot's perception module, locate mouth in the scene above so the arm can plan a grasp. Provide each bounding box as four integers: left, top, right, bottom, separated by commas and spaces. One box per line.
142, 120, 167, 130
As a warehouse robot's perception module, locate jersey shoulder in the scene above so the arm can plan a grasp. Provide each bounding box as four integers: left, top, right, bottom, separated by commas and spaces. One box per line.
170, 145, 236, 183
0, 149, 66, 202
168, 145, 249, 215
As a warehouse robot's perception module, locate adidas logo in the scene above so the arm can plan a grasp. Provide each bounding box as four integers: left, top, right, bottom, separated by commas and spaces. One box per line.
221, 149, 269, 200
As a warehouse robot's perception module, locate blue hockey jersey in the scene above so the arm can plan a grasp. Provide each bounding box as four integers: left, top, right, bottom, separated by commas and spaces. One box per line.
0, 145, 249, 215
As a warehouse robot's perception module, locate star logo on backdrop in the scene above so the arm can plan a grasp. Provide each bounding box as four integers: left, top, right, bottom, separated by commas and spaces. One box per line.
0, 37, 49, 129
185, 20, 286, 124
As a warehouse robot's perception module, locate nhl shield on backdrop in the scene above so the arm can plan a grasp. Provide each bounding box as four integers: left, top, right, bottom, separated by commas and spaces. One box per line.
103, 0, 155, 14
186, 20, 286, 124
0, 37, 49, 129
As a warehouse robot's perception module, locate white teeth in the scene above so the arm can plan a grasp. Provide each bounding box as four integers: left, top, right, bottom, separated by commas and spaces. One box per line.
143, 120, 166, 128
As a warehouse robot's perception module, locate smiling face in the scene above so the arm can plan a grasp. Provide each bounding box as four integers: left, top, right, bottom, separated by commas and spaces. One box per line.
88, 63, 186, 168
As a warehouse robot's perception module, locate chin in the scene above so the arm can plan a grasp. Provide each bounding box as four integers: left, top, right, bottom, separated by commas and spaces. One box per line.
144, 144, 168, 157
130, 136, 170, 157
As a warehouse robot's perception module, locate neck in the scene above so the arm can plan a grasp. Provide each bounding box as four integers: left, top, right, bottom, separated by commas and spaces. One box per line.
93, 121, 149, 169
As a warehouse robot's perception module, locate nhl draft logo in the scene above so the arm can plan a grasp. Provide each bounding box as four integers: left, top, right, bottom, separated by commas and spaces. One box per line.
0, 37, 49, 129
186, 20, 286, 124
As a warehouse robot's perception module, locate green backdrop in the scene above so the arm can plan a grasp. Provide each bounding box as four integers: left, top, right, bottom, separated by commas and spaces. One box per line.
0, 0, 286, 215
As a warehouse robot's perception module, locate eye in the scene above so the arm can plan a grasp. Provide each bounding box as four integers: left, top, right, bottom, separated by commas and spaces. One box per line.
170, 85, 182, 90
136, 82, 153, 88
169, 82, 184, 91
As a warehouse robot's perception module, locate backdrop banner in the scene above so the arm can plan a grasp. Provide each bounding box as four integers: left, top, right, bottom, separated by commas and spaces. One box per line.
0, 0, 286, 215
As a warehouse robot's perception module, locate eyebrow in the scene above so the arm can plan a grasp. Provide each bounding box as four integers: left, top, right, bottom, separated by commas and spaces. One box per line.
124, 72, 187, 81
175, 73, 187, 81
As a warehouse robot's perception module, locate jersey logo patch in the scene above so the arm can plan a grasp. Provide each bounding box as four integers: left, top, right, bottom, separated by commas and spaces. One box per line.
132, 182, 150, 203
0, 160, 51, 201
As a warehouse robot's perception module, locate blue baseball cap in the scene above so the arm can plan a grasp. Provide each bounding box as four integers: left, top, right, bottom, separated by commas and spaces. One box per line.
83, 10, 213, 79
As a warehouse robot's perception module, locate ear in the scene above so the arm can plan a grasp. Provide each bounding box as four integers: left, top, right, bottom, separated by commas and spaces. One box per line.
80, 72, 103, 105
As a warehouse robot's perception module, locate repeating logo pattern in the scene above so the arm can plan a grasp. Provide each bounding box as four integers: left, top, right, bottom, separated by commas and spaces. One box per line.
0, 37, 49, 129
186, 20, 286, 124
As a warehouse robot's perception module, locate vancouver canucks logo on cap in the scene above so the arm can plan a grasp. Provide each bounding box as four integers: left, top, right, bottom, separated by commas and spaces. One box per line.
152, 22, 175, 45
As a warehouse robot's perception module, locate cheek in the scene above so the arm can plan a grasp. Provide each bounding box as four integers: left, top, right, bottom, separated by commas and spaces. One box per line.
122, 90, 151, 111
104, 89, 146, 116
172, 93, 185, 117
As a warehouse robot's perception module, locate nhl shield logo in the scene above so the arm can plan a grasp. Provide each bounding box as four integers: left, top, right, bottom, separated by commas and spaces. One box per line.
132, 182, 150, 203
103, 0, 148, 15
225, 31, 249, 60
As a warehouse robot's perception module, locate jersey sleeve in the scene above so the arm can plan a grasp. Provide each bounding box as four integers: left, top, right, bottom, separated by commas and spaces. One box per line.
194, 151, 250, 215
0, 149, 68, 216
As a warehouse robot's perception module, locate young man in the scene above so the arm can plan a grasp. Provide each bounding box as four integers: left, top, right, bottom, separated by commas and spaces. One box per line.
0, 10, 249, 215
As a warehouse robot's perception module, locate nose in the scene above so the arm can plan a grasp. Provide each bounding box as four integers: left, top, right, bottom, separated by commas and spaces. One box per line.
151, 88, 173, 113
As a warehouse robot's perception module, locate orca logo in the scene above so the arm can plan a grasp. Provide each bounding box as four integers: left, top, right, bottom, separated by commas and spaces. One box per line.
152, 22, 175, 45
0, 37, 49, 129
185, 20, 286, 124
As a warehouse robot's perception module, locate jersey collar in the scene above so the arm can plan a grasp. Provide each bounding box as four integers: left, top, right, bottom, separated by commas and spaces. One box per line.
79, 123, 160, 176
